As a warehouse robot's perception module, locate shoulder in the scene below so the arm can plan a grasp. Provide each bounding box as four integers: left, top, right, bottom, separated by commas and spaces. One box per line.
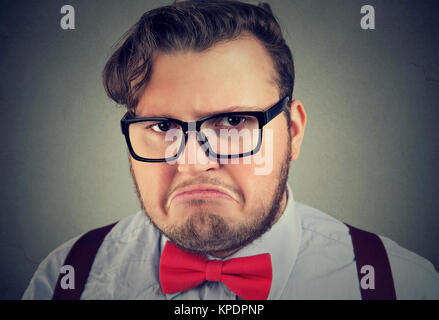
287, 202, 359, 298
22, 233, 81, 299
293, 201, 439, 299
379, 235, 439, 299
22, 211, 157, 299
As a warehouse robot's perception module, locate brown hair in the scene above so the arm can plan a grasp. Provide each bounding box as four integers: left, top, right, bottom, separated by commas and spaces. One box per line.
102, 0, 295, 115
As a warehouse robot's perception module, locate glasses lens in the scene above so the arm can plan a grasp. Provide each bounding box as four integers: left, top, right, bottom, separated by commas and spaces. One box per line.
128, 120, 183, 159
200, 114, 260, 156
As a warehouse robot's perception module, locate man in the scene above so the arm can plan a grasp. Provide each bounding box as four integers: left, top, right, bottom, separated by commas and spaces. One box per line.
23, 0, 438, 299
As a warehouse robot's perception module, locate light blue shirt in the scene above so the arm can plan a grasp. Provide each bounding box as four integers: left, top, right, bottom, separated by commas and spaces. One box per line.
23, 185, 439, 299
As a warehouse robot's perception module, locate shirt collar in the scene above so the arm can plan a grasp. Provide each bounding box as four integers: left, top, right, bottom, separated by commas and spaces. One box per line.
160, 183, 301, 300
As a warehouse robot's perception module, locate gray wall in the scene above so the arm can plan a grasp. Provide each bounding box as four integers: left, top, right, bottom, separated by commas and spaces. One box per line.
1, 0, 438, 299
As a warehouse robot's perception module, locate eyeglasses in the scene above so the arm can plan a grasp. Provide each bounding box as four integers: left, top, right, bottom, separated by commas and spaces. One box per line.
120, 96, 290, 162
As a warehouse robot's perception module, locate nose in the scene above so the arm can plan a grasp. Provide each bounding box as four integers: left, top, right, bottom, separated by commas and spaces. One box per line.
176, 131, 220, 175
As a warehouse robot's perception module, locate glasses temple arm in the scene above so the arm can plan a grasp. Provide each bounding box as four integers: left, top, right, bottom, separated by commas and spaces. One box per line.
264, 96, 290, 124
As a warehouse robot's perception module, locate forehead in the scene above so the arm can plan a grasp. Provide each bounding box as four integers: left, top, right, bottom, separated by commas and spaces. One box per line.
136, 35, 279, 119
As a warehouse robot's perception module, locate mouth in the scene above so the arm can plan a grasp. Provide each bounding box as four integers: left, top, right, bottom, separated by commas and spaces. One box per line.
169, 184, 238, 205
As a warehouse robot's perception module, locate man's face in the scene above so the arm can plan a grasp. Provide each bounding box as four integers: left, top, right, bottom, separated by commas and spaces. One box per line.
130, 35, 297, 256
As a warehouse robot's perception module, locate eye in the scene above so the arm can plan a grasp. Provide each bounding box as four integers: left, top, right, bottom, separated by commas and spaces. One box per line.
218, 116, 246, 127
149, 121, 178, 133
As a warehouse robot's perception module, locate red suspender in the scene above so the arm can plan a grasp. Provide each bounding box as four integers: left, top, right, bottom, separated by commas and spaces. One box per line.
345, 223, 397, 300
52, 222, 118, 300
52, 222, 396, 299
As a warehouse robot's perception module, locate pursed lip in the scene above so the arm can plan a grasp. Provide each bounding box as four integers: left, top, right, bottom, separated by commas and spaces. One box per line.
168, 184, 239, 205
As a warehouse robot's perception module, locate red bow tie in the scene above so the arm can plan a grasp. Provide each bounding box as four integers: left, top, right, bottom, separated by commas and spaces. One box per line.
159, 241, 272, 300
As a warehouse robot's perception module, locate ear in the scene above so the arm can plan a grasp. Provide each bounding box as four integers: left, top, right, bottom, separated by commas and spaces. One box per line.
289, 99, 307, 162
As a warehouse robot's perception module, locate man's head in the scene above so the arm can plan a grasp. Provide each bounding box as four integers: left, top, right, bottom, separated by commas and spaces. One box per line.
103, 0, 306, 257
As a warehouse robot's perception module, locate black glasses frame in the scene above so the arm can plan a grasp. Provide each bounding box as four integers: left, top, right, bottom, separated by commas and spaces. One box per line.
120, 96, 290, 162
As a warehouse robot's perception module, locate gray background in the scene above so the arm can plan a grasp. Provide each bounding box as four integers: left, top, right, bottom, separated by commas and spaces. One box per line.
1, 0, 438, 299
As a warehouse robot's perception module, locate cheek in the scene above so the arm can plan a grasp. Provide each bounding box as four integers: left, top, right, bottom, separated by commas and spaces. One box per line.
131, 160, 175, 212
228, 121, 288, 207
224, 160, 278, 209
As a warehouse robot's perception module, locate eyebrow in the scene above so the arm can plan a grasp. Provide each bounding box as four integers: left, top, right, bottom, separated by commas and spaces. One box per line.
136, 104, 266, 119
